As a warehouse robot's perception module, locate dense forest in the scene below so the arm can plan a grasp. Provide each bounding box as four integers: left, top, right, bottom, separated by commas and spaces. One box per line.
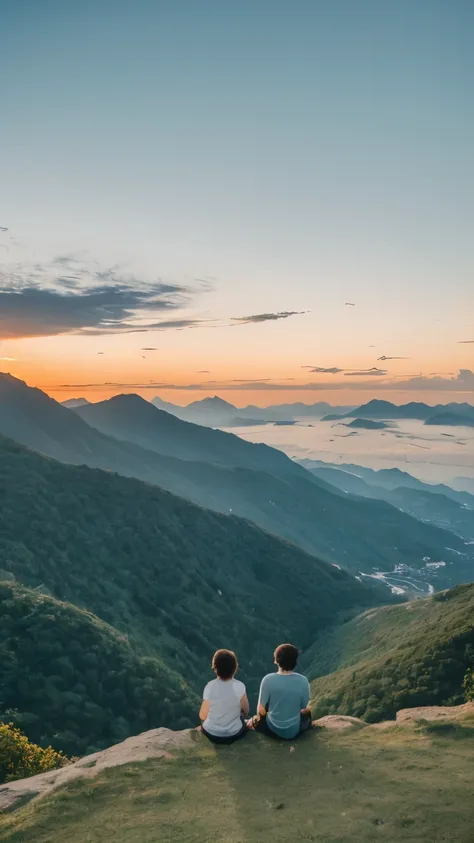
307, 583, 474, 722
0, 435, 385, 753
0, 582, 198, 755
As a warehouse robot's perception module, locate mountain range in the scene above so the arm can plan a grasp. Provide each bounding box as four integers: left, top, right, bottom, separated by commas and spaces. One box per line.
2, 374, 473, 593
323, 399, 474, 425
150, 395, 356, 426
1, 372, 474, 762
299, 459, 474, 542
0, 433, 385, 754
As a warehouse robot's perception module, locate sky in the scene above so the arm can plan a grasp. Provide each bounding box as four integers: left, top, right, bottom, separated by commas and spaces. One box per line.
0, 0, 473, 406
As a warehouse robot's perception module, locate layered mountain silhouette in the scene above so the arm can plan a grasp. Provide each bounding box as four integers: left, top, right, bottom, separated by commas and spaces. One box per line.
75, 393, 299, 475
300, 459, 474, 543
300, 458, 474, 504
152, 395, 355, 426
61, 397, 90, 409
0, 375, 473, 590
323, 399, 474, 424
425, 411, 474, 427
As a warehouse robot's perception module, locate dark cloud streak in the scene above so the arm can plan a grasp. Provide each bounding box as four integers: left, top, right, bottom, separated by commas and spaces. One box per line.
0, 257, 201, 339
344, 368, 388, 377
47, 369, 474, 394
232, 311, 307, 325
302, 366, 345, 374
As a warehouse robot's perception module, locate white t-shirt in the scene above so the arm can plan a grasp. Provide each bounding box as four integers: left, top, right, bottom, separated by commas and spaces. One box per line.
202, 678, 246, 737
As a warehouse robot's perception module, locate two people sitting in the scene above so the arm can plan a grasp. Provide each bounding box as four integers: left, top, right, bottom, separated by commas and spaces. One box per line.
199, 643, 312, 744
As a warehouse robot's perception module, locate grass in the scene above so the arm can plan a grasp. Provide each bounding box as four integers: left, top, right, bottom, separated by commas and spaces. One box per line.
304, 584, 474, 720
1, 723, 473, 843
305, 585, 474, 682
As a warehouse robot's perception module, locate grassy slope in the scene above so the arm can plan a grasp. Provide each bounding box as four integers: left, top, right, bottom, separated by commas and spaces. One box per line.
2, 721, 474, 842
305, 583, 474, 721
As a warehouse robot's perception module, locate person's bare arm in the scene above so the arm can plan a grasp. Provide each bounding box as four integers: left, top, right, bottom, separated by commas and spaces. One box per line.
199, 699, 210, 721
257, 675, 270, 717
300, 679, 311, 715
240, 694, 250, 716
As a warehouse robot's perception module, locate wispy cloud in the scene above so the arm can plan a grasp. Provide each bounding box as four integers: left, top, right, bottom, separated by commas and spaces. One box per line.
0, 256, 204, 339
142, 347, 158, 351
344, 368, 388, 377
46, 369, 474, 394
458, 340, 474, 344
232, 311, 307, 325
147, 318, 214, 330
377, 356, 410, 361
302, 365, 345, 374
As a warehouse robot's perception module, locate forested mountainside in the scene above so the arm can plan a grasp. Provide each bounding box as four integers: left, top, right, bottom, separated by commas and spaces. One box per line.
0, 582, 198, 755
1, 375, 472, 590
306, 583, 474, 722
0, 435, 387, 754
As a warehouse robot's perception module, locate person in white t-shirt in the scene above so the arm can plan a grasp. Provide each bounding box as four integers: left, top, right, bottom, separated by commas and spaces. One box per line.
199, 649, 249, 744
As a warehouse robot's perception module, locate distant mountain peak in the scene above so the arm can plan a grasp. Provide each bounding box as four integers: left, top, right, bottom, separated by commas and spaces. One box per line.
61, 397, 90, 409
106, 393, 149, 407
188, 396, 236, 410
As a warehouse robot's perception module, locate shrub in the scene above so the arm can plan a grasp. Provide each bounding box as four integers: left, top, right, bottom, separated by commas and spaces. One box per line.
463, 669, 474, 702
0, 722, 67, 783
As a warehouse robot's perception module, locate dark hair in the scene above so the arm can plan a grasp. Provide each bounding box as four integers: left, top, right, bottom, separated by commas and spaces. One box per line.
212, 649, 238, 680
274, 643, 299, 671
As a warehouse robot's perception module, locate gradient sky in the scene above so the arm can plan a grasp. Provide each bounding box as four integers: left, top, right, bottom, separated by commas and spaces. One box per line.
1, 0, 473, 405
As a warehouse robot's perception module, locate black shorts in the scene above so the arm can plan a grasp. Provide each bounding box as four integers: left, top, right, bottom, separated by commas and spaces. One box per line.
201, 717, 249, 745
252, 712, 312, 740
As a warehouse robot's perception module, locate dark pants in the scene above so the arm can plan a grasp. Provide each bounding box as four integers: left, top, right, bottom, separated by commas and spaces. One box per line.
252, 712, 312, 740
201, 716, 248, 745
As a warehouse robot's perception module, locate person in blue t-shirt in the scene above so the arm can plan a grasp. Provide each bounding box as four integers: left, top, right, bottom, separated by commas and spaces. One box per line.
251, 643, 312, 740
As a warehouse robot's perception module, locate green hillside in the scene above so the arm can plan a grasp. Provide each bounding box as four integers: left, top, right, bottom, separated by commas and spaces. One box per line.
2, 720, 474, 842
0, 435, 385, 751
306, 583, 474, 722
1, 375, 473, 591
0, 582, 198, 756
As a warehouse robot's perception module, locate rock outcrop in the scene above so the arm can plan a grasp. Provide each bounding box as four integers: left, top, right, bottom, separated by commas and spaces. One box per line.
0, 727, 194, 814
313, 715, 366, 730
395, 700, 474, 723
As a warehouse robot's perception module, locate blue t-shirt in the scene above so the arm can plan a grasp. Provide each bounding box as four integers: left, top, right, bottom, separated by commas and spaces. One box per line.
258, 672, 310, 739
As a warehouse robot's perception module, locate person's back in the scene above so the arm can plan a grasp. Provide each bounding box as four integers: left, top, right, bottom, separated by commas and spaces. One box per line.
254, 643, 311, 740
202, 676, 245, 736
259, 671, 310, 739
199, 649, 249, 744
